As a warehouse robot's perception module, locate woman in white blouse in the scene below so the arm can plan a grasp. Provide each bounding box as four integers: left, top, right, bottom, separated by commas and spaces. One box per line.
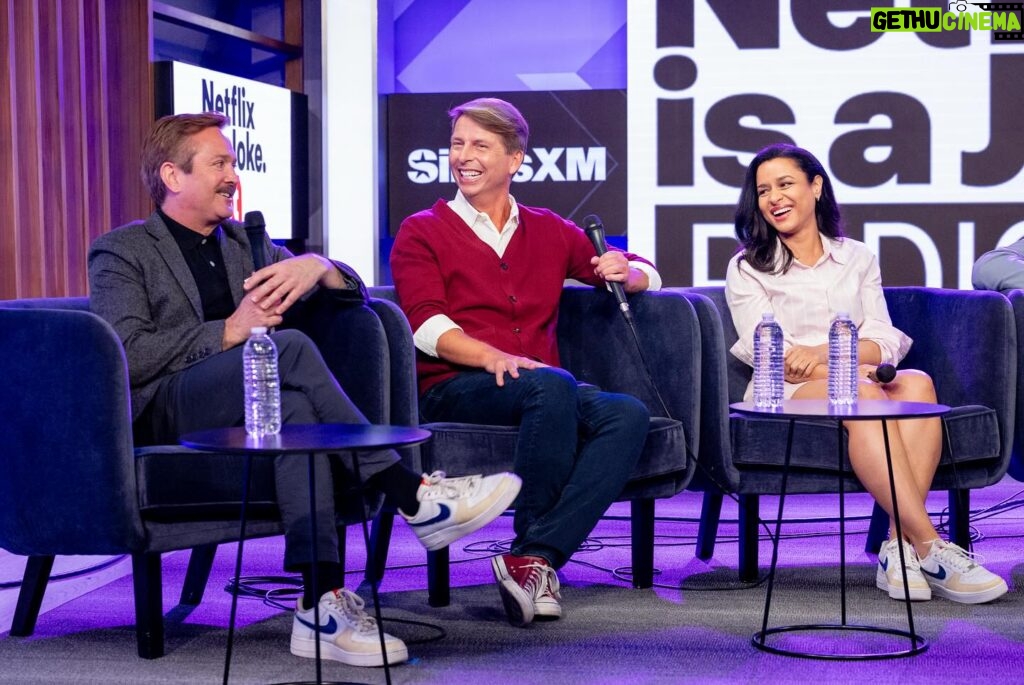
725, 143, 1006, 605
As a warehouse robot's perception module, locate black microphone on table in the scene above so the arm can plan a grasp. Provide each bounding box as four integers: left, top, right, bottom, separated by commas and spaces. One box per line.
582, 214, 635, 325
244, 211, 267, 270
868, 363, 897, 384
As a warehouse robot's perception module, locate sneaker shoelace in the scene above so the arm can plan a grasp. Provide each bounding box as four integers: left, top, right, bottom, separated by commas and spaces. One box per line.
521, 562, 561, 600
419, 471, 480, 500
889, 540, 922, 572
541, 565, 561, 599
323, 589, 378, 633
931, 541, 981, 573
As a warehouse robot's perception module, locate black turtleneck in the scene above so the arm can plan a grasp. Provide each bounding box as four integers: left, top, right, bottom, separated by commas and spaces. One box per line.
159, 209, 236, 322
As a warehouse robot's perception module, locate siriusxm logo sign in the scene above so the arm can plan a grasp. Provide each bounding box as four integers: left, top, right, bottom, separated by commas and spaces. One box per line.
407, 146, 607, 184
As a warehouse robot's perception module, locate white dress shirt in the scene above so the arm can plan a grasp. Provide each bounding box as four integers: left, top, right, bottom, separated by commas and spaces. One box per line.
725, 234, 912, 399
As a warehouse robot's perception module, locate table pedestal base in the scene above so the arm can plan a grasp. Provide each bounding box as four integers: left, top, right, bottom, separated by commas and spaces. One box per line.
752, 624, 928, 660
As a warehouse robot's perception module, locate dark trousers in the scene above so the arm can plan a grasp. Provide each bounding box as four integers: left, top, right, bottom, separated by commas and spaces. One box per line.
137, 329, 399, 569
420, 366, 648, 568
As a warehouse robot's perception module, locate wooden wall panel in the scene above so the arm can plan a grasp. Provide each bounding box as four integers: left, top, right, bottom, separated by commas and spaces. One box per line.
59, 0, 88, 294
0, 2, 16, 298
9, 1, 44, 297
0, 1, 307, 300
0, 0, 151, 299
37, 0, 66, 296
104, 0, 152, 231
80, 0, 113, 261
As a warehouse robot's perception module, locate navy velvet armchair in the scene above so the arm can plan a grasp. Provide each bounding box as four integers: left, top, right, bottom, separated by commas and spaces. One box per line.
367, 285, 700, 606
1002, 289, 1024, 482
678, 286, 1015, 581
0, 295, 407, 658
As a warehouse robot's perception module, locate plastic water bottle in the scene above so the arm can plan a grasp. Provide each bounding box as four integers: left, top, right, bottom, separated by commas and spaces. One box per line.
828, 312, 859, 406
752, 313, 784, 409
243, 327, 281, 437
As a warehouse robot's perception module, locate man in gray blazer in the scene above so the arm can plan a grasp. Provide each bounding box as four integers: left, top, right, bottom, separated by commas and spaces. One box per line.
88, 112, 520, 667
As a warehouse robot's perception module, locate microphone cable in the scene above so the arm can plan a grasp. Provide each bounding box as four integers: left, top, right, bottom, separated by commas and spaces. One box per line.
577, 215, 775, 589
609, 300, 775, 590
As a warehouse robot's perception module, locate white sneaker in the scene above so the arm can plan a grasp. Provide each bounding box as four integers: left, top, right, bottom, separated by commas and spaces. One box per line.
401, 471, 522, 551
875, 538, 931, 601
290, 588, 408, 667
919, 540, 1008, 604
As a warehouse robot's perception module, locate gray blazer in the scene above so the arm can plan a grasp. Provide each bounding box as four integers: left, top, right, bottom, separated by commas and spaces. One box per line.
89, 212, 297, 419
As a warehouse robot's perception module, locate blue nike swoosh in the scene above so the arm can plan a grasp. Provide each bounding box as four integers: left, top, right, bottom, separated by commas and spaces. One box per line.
922, 566, 947, 580
880, 557, 889, 572
409, 503, 451, 527
297, 614, 339, 634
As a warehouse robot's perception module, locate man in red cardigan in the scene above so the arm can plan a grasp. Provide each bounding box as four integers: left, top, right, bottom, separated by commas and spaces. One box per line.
391, 97, 662, 627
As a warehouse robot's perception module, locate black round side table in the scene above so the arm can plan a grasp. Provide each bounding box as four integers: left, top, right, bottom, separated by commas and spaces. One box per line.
182, 423, 431, 685
731, 399, 949, 660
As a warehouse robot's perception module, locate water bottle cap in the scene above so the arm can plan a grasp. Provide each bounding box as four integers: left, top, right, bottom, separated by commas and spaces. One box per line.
761, 312, 775, 321
250, 326, 268, 334
835, 311, 850, 320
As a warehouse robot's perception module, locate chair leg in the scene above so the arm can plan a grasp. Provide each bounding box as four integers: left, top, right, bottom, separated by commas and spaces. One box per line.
427, 547, 450, 607
696, 491, 724, 561
738, 494, 760, 583
179, 544, 217, 606
631, 498, 655, 588
864, 502, 889, 554
132, 552, 165, 659
337, 523, 347, 570
365, 509, 395, 585
947, 489, 971, 549
11, 555, 55, 637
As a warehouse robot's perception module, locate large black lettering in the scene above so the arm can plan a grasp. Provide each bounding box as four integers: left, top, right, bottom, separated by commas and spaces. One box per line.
658, 98, 695, 186
830, 93, 930, 187
962, 54, 1024, 186
657, 0, 693, 47
655, 55, 698, 186
703, 95, 796, 187
707, 0, 780, 48
201, 79, 216, 112
792, 0, 883, 50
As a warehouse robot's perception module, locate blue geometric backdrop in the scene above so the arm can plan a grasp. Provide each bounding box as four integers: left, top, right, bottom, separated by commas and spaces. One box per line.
385, 0, 625, 93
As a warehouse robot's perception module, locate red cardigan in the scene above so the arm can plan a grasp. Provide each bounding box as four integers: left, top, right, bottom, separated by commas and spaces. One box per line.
391, 199, 653, 395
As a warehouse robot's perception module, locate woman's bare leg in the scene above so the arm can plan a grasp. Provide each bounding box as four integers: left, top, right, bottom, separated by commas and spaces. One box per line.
792, 378, 941, 553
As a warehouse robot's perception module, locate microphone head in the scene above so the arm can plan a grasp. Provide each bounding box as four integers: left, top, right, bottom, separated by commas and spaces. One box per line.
875, 363, 897, 384
581, 214, 608, 256
582, 214, 603, 233
244, 210, 266, 229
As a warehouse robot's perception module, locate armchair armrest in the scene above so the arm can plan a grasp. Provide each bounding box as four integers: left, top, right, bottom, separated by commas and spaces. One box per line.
884, 287, 1015, 465
555, 287, 702, 463
367, 287, 422, 473
289, 300, 391, 424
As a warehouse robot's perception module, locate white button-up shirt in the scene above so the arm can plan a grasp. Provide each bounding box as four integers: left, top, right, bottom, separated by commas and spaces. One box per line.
725, 235, 912, 373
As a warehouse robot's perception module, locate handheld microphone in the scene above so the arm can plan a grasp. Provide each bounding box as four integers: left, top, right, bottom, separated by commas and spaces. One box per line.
244, 211, 267, 270
868, 363, 897, 384
582, 214, 634, 325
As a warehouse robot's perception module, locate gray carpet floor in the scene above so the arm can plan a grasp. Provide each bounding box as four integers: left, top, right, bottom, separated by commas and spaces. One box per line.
2, 481, 1023, 684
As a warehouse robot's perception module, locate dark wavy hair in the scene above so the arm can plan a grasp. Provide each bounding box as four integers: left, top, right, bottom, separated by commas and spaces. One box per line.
734, 143, 843, 274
